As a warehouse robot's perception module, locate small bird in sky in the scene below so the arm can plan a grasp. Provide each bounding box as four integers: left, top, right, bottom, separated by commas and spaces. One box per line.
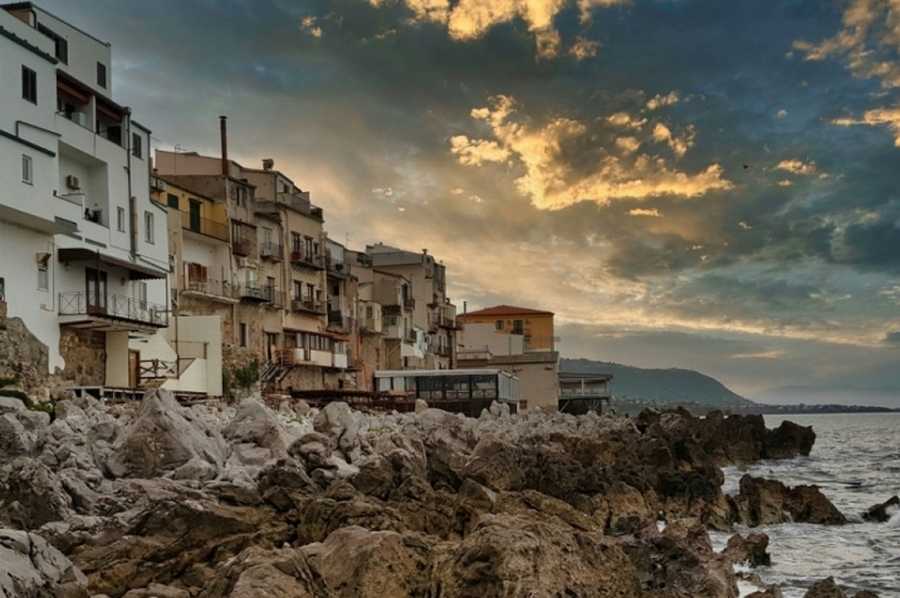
742, 163, 750, 169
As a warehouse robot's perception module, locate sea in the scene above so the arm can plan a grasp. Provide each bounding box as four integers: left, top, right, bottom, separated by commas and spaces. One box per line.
711, 412, 900, 597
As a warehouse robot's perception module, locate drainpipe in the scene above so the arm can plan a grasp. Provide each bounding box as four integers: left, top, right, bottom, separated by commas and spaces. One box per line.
125, 111, 136, 256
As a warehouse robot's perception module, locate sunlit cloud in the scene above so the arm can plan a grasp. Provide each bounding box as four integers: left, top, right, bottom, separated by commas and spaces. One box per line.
776, 109, 787, 118
570, 36, 600, 60
776, 158, 817, 175
777, 180, 793, 186
794, 0, 900, 88
646, 92, 679, 111
628, 208, 661, 217
732, 350, 785, 359
300, 15, 323, 38
739, 222, 752, 230
453, 95, 732, 210
833, 106, 900, 145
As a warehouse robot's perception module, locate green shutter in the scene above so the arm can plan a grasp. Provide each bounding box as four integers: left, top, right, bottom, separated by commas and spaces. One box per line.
167, 193, 179, 209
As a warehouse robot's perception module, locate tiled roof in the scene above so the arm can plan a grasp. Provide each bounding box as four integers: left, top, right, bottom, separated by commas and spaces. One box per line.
458, 304, 554, 318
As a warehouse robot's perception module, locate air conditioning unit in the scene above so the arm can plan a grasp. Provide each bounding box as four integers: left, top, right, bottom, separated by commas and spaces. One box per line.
156, 179, 167, 191
65, 175, 80, 190
235, 256, 248, 268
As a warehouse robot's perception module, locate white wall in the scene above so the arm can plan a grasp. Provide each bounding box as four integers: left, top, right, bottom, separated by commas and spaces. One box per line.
461, 322, 525, 356
106, 330, 129, 387
0, 221, 62, 372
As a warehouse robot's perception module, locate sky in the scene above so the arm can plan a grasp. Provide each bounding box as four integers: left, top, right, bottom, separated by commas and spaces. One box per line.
34, 0, 900, 399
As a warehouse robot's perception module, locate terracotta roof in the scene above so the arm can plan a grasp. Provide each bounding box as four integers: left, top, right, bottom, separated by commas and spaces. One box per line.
458, 305, 554, 318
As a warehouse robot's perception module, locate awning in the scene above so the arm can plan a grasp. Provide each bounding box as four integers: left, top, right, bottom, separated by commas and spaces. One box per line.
58, 247, 168, 280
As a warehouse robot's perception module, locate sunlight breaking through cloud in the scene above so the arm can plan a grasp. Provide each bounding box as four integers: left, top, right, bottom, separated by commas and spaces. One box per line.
451, 95, 732, 210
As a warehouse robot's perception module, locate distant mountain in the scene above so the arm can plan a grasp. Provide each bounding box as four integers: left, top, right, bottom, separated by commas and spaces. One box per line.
560, 358, 752, 407
752, 386, 900, 409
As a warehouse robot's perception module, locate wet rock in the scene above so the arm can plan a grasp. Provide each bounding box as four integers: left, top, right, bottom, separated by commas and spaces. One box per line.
862, 495, 899, 523
723, 532, 771, 567
728, 475, 846, 527
803, 577, 848, 598
764, 420, 816, 459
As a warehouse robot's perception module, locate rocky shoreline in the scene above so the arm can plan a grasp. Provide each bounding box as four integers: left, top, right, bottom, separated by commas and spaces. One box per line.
0, 390, 883, 597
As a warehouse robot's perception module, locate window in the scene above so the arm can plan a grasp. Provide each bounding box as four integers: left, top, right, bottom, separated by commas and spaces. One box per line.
97, 62, 107, 88
167, 193, 179, 209
135, 281, 148, 305
291, 232, 301, 252
37, 263, 48, 291
512, 320, 524, 334
22, 155, 33, 184
37, 24, 67, 64
495, 320, 504, 330
293, 280, 302, 300
235, 186, 246, 207
132, 133, 142, 159
117, 207, 125, 231
144, 211, 154, 243
0, 277, 5, 302
22, 66, 37, 103
239, 323, 247, 347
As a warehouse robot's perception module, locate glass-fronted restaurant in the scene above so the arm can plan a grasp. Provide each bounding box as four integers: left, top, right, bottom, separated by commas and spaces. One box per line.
374, 369, 519, 416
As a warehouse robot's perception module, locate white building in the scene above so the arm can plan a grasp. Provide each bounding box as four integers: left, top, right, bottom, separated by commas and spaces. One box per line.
0, 3, 169, 388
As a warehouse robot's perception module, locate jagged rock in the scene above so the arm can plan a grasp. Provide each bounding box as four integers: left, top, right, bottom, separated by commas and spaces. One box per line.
728, 475, 846, 527
0, 458, 73, 529
746, 586, 784, 598
223, 397, 293, 458
723, 532, 771, 567
313, 402, 371, 464
198, 545, 327, 597
431, 513, 644, 598
0, 527, 90, 598
306, 526, 435, 597
803, 577, 848, 598
122, 583, 191, 598
862, 495, 899, 522
105, 389, 227, 478
620, 520, 737, 598
764, 420, 816, 459
414, 398, 428, 413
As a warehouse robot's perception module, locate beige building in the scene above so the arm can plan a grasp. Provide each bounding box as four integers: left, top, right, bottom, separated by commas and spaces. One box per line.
154, 131, 355, 393
457, 305, 560, 411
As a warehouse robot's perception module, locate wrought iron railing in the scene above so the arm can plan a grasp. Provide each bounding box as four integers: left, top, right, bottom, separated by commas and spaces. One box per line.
184, 278, 239, 299
239, 284, 275, 302
260, 242, 284, 260
58, 291, 167, 326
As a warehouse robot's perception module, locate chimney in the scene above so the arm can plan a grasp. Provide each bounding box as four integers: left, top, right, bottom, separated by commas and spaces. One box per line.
219, 115, 228, 176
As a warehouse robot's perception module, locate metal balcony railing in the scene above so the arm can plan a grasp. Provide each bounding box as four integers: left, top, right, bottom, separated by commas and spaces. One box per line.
291, 298, 324, 313
232, 238, 252, 256
239, 284, 275, 302
260, 242, 284, 260
184, 278, 238, 299
289, 250, 324, 269
181, 211, 228, 241
58, 292, 167, 326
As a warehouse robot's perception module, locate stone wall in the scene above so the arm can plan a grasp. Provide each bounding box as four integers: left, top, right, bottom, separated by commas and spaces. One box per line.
58, 328, 105, 386
0, 301, 50, 391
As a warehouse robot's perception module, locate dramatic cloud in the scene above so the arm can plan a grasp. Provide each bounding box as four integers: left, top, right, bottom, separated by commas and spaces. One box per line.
453, 96, 732, 210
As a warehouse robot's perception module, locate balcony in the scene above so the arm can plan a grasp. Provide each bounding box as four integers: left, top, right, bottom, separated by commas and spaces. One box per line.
181, 211, 228, 242
232, 238, 252, 256
289, 250, 325, 271
239, 284, 275, 303
261, 242, 284, 261
327, 311, 352, 331
326, 259, 350, 276
404, 297, 416, 310
58, 291, 167, 331
182, 278, 239, 302
291, 298, 325, 315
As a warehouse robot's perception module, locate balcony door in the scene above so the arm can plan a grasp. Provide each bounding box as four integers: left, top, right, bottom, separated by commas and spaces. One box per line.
85, 267, 107, 315
189, 200, 201, 233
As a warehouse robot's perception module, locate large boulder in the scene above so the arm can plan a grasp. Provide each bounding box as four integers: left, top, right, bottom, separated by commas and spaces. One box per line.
728, 475, 846, 527
105, 389, 227, 479
862, 495, 899, 523
0, 527, 89, 598
763, 420, 816, 459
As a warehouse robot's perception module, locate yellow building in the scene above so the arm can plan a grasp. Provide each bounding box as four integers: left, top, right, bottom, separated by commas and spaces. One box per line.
457, 305, 556, 352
